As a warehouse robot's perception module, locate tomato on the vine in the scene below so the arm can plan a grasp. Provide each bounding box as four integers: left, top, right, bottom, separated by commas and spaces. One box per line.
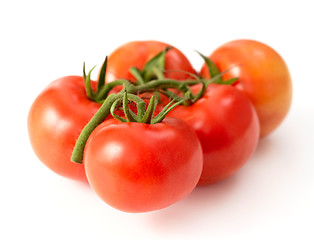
200, 39, 292, 138
27, 76, 101, 181
83, 117, 203, 213
168, 84, 260, 185
105, 40, 196, 83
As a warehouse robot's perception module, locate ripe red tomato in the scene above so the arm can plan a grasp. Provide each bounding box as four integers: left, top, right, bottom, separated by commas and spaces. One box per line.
168, 84, 260, 185
200, 39, 292, 138
84, 117, 203, 212
28, 76, 101, 181
105, 40, 196, 83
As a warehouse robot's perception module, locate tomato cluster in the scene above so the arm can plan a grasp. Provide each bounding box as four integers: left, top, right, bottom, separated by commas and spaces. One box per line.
28, 40, 292, 212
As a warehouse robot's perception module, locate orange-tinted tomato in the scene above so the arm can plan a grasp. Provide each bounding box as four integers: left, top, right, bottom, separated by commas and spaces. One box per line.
200, 39, 292, 138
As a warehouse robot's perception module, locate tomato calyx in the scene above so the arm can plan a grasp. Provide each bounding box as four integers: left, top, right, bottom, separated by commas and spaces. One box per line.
83, 57, 128, 102
84, 55, 203, 105
83, 62, 97, 100
129, 46, 171, 84
72, 49, 240, 165
84, 49, 237, 105
110, 89, 184, 124
71, 89, 184, 164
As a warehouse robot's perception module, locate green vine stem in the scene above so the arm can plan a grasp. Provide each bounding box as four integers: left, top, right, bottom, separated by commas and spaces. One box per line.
71, 50, 240, 164
95, 79, 132, 102
71, 92, 123, 164
71, 89, 185, 164
130, 79, 198, 93
95, 77, 201, 103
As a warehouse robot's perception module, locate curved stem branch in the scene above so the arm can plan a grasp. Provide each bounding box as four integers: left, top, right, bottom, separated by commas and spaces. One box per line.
96, 79, 132, 101
132, 79, 200, 93
71, 93, 123, 164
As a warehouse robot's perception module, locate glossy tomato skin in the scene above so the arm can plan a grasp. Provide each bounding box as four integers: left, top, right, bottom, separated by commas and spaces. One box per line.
84, 117, 203, 213
168, 84, 260, 185
105, 40, 196, 83
200, 39, 292, 138
28, 76, 101, 181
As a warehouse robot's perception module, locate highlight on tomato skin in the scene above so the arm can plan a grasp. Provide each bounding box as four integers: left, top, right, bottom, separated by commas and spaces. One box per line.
27, 76, 102, 182
27, 38, 291, 213
83, 117, 203, 213
200, 39, 292, 138
168, 83, 260, 185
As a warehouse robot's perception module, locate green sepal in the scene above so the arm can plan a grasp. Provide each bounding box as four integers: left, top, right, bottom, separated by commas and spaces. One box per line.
159, 89, 183, 102
202, 68, 239, 88
110, 91, 147, 123
129, 67, 145, 85
110, 98, 128, 122
164, 69, 199, 80
83, 62, 87, 80
197, 51, 223, 83
123, 92, 147, 121
97, 57, 108, 95
151, 98, 184, 124
83, 62, 97, 101
154, 91, 162, 104
218, 77, 239, 85
193, 80, 206, 102
142, 47, 171, 82
140, 96, 157, 124
122, 90, 137, 122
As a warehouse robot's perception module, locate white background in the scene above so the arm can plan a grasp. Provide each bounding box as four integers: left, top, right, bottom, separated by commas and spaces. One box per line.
1, 0, 313, 239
